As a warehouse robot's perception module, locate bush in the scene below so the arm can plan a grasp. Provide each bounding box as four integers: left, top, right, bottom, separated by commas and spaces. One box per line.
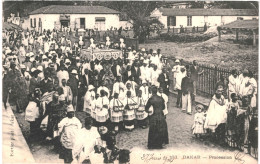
160, 32, 217, 43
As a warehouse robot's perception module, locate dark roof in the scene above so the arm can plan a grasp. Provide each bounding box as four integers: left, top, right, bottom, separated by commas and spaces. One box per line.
221, 20, 258, 30
158, 8, 258, 16
29, 5, 120, 15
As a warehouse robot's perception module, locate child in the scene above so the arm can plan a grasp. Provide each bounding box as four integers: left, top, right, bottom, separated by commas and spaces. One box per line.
226, 93, 239, 147
192, 104, 206, 138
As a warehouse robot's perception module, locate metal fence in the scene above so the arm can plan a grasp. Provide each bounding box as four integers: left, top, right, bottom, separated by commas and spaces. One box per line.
179, 60, 258, 97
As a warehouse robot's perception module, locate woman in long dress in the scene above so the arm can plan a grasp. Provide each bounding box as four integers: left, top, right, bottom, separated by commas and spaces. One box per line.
204, 85, 228, 144
145, 86, 169, 149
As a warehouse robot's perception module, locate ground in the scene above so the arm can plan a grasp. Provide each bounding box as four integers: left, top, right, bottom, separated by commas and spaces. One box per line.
13, 93, 257, 163
140, 34, 258, 72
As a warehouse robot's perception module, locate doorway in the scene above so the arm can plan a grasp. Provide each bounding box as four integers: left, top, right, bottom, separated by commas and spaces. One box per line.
61, 20, 69, 27
80, 18, 85, 29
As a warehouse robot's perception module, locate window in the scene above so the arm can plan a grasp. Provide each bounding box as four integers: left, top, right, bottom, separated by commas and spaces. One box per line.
39, 18, 41, 27
30, 18, 33, 28
34, 18, 36, 28
167, 16, 176, 26
237, 17, 244, 20
80, 18, 85, 29
187, 16, 192, 26
95, 17, 106, 31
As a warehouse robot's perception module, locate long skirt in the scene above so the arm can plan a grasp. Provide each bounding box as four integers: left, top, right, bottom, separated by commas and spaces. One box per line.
59, 146, 73, 163
148, 115, 169, 149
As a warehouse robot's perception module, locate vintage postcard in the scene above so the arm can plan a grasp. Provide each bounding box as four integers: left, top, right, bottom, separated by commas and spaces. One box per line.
2, 0, 258, 163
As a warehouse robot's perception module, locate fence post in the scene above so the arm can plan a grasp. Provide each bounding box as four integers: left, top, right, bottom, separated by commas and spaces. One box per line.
213, 66, 218, 92
173, 27, 174, 33
197, 26, 199, 32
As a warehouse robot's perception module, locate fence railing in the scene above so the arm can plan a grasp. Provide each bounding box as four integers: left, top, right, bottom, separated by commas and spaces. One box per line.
171, 59, 258, 97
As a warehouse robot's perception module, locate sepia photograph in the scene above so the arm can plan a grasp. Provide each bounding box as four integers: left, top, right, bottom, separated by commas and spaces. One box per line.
1, 0, 259, 163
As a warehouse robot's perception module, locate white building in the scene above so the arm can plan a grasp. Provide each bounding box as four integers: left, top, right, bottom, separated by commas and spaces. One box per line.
150, 8, 258, 28
28, 5, 121, 32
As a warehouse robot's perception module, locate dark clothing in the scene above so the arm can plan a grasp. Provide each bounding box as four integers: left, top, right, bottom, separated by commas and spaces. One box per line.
111, 64, 117, 77
181, 76, 194, 95
59, 147, 73, 163
29, 77, 39, 94
122, 70, 132, 83
80, 74, 93, 88
46, 102, 66, 137
190, 65, 199, 82
158, 73, 170, 95
67, 75, 79, 96
131, 66, 141, 84
145, 94, 169, 149
39, 78, 53, 94
176, 89, 182, 107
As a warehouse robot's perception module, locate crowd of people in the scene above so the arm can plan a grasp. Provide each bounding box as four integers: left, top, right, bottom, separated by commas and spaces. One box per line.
191, 69, 258, 155
2, 26, 258, 162
2, 28, 171, 163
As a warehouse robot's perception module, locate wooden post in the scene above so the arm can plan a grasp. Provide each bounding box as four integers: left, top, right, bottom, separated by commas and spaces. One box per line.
218, 29, 221, 42
253, 30, 256, 46
236, 30, 239, 41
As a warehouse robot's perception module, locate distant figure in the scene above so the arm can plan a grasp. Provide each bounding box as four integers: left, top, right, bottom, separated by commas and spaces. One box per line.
204, 23, 208, 32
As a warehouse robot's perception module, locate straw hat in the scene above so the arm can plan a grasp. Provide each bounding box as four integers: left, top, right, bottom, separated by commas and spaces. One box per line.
195, 104, 204, 111
71, 69, 78, 75
88, 85, 95, 91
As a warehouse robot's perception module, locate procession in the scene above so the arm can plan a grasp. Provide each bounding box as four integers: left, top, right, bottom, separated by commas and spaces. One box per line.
2, 1, 259, 164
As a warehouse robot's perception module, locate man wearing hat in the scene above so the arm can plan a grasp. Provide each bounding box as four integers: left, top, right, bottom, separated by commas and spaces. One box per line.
77, 116, 101, 163
29, 68, 41, 94
150, 50, 160, 67
158, 67, 170, 95
39, 70, 53, 94
181, 70, 193, 115
172, 59, 181, 90
68, 69, 79, 111
23, 53, 32, 71
58, 104, 82, 163
131, 61, 141, 84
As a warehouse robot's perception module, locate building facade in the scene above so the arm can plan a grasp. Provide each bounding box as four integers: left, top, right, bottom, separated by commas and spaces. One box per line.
28, 5, 121, 32
150, 8, 258, 28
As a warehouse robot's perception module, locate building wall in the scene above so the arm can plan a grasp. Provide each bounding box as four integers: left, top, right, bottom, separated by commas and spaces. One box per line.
221, 16, 259, 25
207, 16, 222, 26
69, 14, 119, 30
29, 13, 120, 31
21, 18, 30, 30
150, 8, 258, 28
29, 14, 60, 31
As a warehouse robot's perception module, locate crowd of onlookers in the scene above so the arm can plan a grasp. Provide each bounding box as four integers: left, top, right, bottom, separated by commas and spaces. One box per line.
2, 27, 258, 163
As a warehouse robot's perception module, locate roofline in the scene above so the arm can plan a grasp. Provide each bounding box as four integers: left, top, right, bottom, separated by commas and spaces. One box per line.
28, 5, 120, 15
158, 8, 258, 16
29, 13, 120, 16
